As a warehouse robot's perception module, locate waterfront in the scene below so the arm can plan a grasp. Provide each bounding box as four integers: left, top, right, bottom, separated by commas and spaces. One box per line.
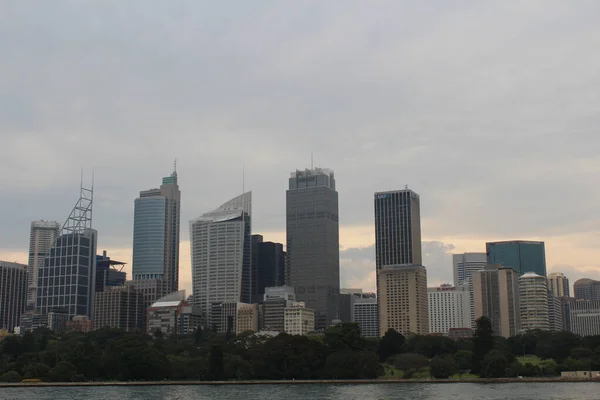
0, 383, 599, 400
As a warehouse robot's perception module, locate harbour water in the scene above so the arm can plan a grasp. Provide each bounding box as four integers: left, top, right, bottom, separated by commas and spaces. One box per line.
0, 383, 598, 400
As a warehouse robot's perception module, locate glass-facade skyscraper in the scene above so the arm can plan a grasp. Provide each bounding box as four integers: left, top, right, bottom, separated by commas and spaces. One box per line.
485, 240, 547, 276
251, 234, 285, 304
286, 168, 339, 330
132, 169, 180, 293
27, 220, 60, 310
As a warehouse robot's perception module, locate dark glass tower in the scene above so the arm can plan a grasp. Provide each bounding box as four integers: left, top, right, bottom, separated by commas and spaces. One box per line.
486, 240, 547, 276
286, 168, 339, 330
251, 234, 285, 303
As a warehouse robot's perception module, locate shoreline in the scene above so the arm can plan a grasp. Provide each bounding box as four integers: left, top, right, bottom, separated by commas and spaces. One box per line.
0, 378, 599, 387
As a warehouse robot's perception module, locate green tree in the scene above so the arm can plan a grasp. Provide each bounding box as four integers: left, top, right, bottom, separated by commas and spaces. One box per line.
481, 350, 508, 378
454, 350, 472, 375
22, 362, 50, 379
208, 345, 224, 380
323, 350, 381, 379
471, 316, 494, 375
378, 329, 405, 362
324, 323, 366, 353
0, 371, 21, 382
429, 355, 457, 379
570, 347, 593, 360
47, 361, 77, 382
394, 353, 428, 373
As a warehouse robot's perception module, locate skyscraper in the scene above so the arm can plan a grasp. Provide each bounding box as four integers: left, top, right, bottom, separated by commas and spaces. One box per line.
547, 272, 570, 298
573, 278, 600, 301
190, 192, 252, 325
286, 167, 339, 329
251, 234, 285, 303
518, 272, 550, 332
0, 261, 28, 331
452, 252, 487, 286
374, 189, 422, 268
132, 169, 180, 293
36, 183, 97, 319
27, 220, 60, 309
486, 240, 547, 276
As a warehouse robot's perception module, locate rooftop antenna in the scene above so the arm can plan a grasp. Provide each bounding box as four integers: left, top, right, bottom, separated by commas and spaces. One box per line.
242, 160, 245, 194
174, 158, 177, 173
311, 152, 314, 169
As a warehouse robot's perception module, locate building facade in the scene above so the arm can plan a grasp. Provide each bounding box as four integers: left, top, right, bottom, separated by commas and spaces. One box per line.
251, 235, 285, 304
452, 253, 486, 286
472, 264, 520, 337
132, 169, 181, 294
147, 291, 201, 336
284, 301, 315, 336
190, 192, 252, 326
486, 240, 547, 276
94, 285, 144, 332
96, 251, 126, 293
564, 299, 600, 337
573, 279, 600, 301
0, 261, 28, 331
27, 220, 60, 310
352, 296, 379, 338
548, 272, 570, 298
286, 168, 339, 330
262, 286, 296, 332
518, 272, 550, 332
427, 284, 471, 335
378, 264, 428, 336
66, 315, 93, 333
236, 303, 259, 334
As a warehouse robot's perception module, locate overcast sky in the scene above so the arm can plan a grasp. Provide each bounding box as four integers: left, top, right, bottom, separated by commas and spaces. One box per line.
1, 1, 599, 294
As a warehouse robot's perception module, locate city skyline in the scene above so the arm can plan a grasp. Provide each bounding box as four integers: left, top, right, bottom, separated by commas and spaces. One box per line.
2, 2, 600, 295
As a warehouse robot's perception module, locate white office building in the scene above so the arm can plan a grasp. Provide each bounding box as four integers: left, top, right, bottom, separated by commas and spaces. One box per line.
352, 296, 378, 337
428, 284, 471, 335
284, 301, 315, 335
452, 253, 486, 286
519, 272, 549, 332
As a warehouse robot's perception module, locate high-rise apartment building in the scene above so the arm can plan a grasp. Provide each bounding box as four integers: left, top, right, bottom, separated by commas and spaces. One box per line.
486, 240, 547, 276
93, 285, 144, 332
36, 184, 97, 319
428, 284, 471, 335
0, 261, 28, 331
286, 168, 339, 329
132, 169, 180, 294
472, 264, 520, 337
378, 264, 428, 336
374, 189, 422, 268
573, 278, 600, 301
190, 192, 252, 325
251, 235, 285, 303
27, 220, 60, 309
548, 272, 570, 298
518, 272, 550, 332
452, 253, 486, 286
352, 296, 379, 338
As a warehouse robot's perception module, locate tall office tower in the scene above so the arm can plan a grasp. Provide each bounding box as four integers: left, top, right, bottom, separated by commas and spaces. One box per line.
93, 285, 144, 332
452, 253, 486, 286
427, 284, 471, 335
472, 264, 520, 338
378, 264, 428, 336
547, 272, 570, 298
486, 240, 547, 276
36, 183, 97, 319
132, 169, 181, 293
251, 234, 285, 303
190, 192, 252, 325
27, 220, 60, 309
573, 278, 600, 301
564, 299, 600, 337
286, 168, 339, 329
518, 272, 550, 332
0, 261, 28, 331
374, 189, 422, 268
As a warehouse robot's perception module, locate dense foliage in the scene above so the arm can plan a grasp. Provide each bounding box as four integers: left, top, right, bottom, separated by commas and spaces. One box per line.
1, 321, 599, 382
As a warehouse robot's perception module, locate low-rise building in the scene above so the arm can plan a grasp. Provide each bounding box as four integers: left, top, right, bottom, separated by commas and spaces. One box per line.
67, 315, 93, 333
94, 285, 144, 332
284, 301, 315, 336
147, 291, 201, 336
262, 286, 296, 332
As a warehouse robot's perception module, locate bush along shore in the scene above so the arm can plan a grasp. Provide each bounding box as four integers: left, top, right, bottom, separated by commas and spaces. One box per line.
1, 317, 600, 383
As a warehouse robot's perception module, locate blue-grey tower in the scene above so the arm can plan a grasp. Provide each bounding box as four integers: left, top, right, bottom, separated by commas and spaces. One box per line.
486, 240, 546, 277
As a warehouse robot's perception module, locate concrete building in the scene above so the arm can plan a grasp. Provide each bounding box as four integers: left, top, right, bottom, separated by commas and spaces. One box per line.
27, 220, 60, 309
20, 310, 70, 334
236, 303, 259, 334
262, 286, 296, 332
351, 295, 379, 337
286, 167, 339, 330
548, 293, 564, 331
96, 251, 126, 293
0, 261, 28, 331
67, 315, 93, 333
564, 299, 600, 337
472, 264, 520, 337
486, 240, 547, 276
209, 301, 255, 334
94, 285, 144, 332
518, 272, 549, 332
548, 272, 570, 298
573, 279, 600, 301
452, 253, 486, 286
378, 264, 428, 336
132, 169, 181, 294
427, 284, 471, 335
284, 301, 315, 336
147, 291, 201, 336
251, 235, 285, 304
190, 192, 252, 326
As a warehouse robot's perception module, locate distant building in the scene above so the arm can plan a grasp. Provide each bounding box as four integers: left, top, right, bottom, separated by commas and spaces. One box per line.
147, 291, 201, 336
378, 264, 428, 336
251, 235, 285, 304
573, 279, 600, 302
564, 298, 600, 337
262, 286, 296, 332
209, 301, 256, 335
284, 301, 315, 336
27, 220, 60, 310
472, 264, 520, 338
518, 272, 549, 332
452, 253, 486, 286
0, 261, 28, 331
351, 295, 378, 338
547, 272, 570, 298
448, 328, 473, 340
67, 315, 93, 333
95, 251, 126, 293
236, 303, 259, 334
287, 167, 340, 330
427, 284, 471, 335
486, 240, 547, 276
127, 278, 169, 316
20, 310, 70, 334
548, 293, 564, 331
94, 285, 144, 332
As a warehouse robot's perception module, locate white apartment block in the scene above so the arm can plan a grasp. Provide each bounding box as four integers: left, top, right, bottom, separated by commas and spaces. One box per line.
428, 284, 471, 335
284, 301, 315, 335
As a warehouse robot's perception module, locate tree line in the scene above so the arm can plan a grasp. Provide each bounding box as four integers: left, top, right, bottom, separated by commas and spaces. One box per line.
0, 318, 599, 382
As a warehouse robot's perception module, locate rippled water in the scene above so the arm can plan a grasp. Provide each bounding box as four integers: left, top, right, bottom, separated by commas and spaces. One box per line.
1, 383, 598, 400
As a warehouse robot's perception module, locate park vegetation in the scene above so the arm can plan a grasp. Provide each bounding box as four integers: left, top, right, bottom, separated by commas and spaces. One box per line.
0, 318, 599, 382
